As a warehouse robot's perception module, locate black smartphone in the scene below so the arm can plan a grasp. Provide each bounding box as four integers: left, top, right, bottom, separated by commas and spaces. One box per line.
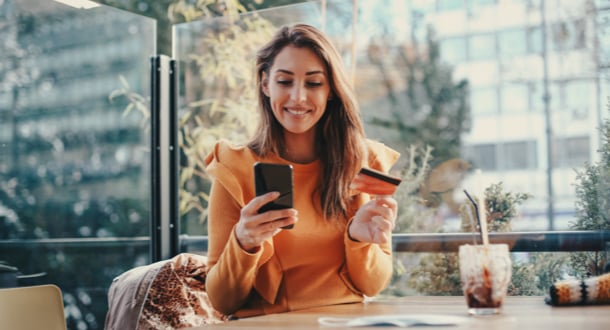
254, 162, 294, 229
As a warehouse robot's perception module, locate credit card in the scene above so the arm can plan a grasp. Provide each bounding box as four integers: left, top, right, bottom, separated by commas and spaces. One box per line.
351, 168, 402, 195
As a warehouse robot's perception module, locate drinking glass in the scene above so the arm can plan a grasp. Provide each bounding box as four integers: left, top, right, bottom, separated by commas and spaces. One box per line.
458, 244, 512, 315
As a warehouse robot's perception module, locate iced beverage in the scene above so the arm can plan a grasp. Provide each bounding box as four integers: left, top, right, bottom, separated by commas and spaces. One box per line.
458, 244, 512, 315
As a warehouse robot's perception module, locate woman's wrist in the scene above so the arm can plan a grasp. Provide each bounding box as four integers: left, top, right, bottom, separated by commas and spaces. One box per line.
346, 220, 360, 242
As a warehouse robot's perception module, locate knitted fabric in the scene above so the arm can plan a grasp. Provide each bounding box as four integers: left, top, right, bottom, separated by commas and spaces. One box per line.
547, 272, 610, 306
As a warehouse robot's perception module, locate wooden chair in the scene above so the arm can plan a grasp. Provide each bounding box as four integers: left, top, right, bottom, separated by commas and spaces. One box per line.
0, 284, 66, 330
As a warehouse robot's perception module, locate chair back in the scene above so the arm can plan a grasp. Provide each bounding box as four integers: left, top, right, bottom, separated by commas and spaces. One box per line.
0, 284, 66, 330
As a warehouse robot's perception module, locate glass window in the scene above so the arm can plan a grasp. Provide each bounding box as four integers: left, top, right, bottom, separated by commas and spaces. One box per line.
471, 87, 498, 114
470, 0, 497, 8
468, 33, 496, 61
498, 29, 527, 57
0, 1, 156, 329
553, 136, 590, 168
599, 10, 610, 68
411, 0, 436, 14
439, 37, 468, 63
531, 82, 561, 112
499, 140, 538, 170
527, 26, 543, 54
551, 19, 587, 51
2, 1, 609, 327
523, 0, 542, 8
463, 143, 497, 170
501, 83, 529, 113
437, 0, 465, 11
565, 80, 592, 111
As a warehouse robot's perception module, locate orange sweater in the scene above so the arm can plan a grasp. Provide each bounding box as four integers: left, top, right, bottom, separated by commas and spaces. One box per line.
204, 139, 400, 318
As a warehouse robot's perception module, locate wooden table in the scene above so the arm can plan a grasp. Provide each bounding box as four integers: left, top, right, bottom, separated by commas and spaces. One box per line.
191, 296, 609, 329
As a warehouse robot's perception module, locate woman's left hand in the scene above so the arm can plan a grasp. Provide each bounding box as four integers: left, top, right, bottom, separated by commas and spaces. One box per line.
348, 196, 397, 244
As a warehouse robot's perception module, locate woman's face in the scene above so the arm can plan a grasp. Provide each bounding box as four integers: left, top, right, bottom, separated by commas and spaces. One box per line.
262, 45, 331, 137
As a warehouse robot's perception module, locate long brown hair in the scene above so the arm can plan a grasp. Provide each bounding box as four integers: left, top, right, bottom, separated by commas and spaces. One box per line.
248, 23, 367, 220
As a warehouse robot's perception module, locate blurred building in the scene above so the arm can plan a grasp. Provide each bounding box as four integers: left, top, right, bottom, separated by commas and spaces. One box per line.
406, 0, 610, 230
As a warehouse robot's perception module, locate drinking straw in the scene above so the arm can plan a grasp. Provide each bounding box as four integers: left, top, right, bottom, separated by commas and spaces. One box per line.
473, 170, 489, 247
463, 190, 484, 245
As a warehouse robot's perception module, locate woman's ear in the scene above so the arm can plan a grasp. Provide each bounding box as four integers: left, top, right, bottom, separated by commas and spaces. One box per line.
261, 72, 270, 97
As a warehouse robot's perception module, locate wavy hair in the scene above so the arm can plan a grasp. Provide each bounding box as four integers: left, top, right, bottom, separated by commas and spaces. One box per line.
248, 23, 367, 220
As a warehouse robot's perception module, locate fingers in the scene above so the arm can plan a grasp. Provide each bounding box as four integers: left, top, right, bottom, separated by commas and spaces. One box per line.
235, 192, 298, 251
363, 197, 397, 223
244, 191, 280, 215
374, 196, 398, 214
350, 197, 397, 244
240, 207, 298, 232
372, 215, 394, 232
368, 217, 392, 244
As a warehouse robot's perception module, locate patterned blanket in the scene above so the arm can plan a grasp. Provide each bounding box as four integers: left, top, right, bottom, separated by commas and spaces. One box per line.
105, 253, 229, 329
547, 272, 610, 306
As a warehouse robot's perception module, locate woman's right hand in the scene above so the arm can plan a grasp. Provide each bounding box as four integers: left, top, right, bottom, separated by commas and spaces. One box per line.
235, 191, 298, 252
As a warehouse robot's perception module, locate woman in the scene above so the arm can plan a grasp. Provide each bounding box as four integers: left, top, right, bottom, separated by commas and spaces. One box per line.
204, 23, 400, 318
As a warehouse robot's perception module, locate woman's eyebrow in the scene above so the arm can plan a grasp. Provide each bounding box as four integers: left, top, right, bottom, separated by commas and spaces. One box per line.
274, 69, 325, 76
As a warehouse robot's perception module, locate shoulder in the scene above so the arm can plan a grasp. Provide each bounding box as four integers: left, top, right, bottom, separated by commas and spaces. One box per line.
364, 139, 400, 172
206, 139, 255, 166
204, 139, 258, 187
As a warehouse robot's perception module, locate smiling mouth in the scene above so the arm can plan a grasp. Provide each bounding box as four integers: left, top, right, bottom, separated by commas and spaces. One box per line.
285, 108, 310, 116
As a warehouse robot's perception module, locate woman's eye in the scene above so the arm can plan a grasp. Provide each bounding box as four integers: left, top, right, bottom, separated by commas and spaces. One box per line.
306, 82, 323, 87
277, 80, 292, 86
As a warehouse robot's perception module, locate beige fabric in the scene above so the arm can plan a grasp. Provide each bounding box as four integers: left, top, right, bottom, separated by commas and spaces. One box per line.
105, 253, 228, 330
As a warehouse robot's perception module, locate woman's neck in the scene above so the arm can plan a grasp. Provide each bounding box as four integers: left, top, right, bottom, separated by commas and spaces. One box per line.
281, 131, 318, 164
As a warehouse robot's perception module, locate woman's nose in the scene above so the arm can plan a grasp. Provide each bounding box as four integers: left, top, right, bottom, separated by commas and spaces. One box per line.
290, 84, 306, 103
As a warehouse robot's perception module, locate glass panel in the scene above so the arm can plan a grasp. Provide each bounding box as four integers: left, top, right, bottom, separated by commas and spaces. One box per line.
471, 86, 498, 114
437, 0, 464, 11
565, 80, 593, 112
527, 25, 543, 54
173, 0, 610, 297
498, 29, 527, 57
550, 19, 586, 51
498, 140, 538, 170
0, 0, 155, 328
553, 136, 590, 168
501, 83, 529, 113
174, 0, 609, 233
439, 37, 468, 64
468, 33, 496, 61
470, 0, 497, 7
173, 1, 331, 239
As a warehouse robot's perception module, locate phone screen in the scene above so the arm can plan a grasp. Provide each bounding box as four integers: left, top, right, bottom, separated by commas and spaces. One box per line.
254, 162, 294, 228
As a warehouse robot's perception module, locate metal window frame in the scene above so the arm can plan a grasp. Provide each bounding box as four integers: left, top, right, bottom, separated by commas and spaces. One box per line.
2, 231, 607, 253
150, 54, 179, 262
178, 231, 610, 253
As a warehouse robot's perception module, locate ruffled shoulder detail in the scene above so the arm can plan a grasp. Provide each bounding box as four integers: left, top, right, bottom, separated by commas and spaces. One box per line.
204, 140, 259, 207
364, 139, 400, 172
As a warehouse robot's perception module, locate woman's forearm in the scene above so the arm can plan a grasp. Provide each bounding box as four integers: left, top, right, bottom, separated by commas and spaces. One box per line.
344, 235, 393, 297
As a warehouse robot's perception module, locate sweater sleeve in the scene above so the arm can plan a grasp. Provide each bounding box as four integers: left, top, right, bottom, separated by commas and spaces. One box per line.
343, 218, 393, 297
203, 141, 276, 315
205, 181, 261, 315
342, 140, 400, 297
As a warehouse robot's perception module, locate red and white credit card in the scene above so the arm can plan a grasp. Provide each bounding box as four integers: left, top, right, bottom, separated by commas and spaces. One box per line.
350, 168, 402, 195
